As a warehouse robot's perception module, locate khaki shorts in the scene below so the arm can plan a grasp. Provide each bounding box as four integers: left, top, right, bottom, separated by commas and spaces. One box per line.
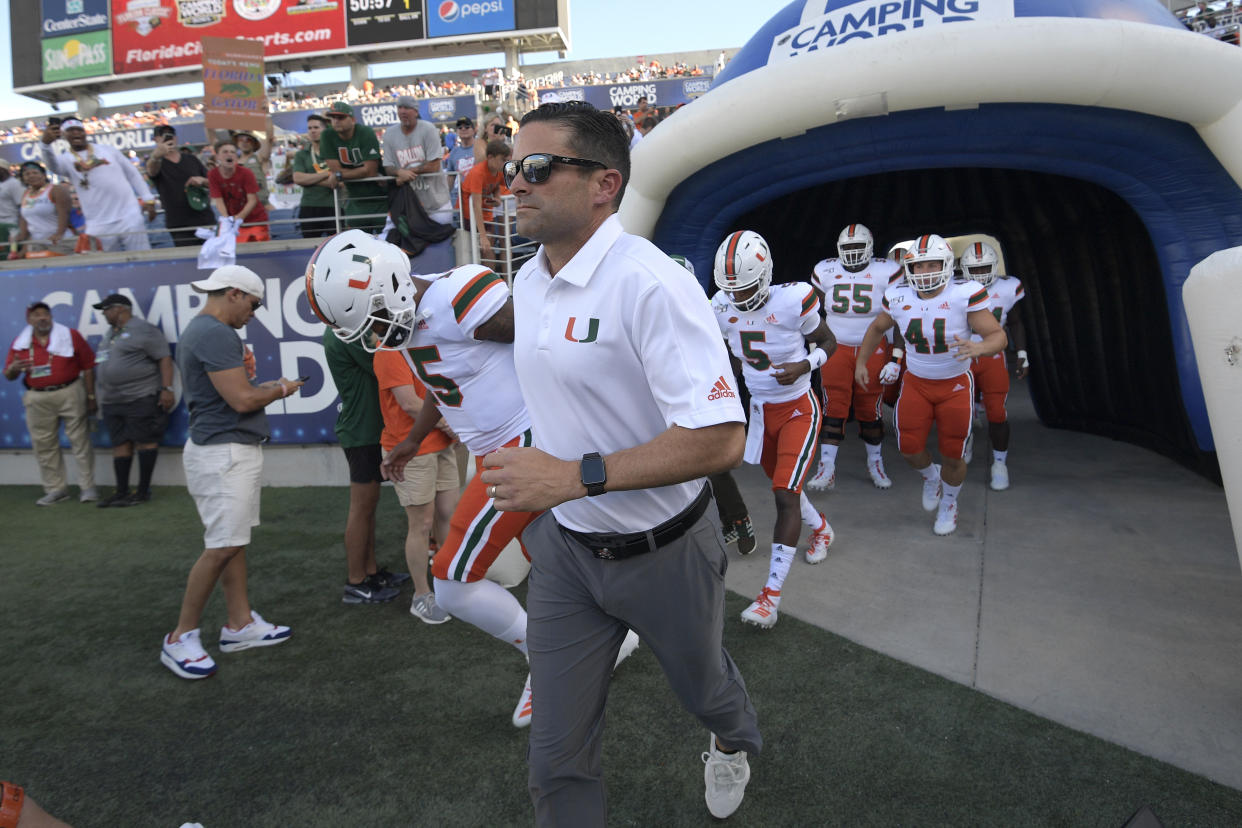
385, 445, 459, 507
183, 440, 262, 549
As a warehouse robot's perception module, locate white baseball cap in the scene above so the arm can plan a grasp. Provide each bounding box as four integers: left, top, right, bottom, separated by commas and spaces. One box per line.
190, 265, 264, 299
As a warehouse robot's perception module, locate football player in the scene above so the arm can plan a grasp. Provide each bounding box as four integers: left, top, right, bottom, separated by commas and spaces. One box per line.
712, 230, 837, 629
306, 230, 638, 727
807, 224, 904, 491
959, 241, 1027, 491
854, 234, 1007, 535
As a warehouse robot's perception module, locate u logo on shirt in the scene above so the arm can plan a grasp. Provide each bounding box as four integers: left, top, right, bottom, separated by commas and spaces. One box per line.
563, 317, 600, 344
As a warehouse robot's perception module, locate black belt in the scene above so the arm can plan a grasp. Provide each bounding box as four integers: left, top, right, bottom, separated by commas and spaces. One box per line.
27, 378, 78, 392
560, 483, 713, 561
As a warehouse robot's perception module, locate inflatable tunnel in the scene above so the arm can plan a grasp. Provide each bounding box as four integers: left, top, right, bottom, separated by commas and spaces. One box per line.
619, 0, 1242, 477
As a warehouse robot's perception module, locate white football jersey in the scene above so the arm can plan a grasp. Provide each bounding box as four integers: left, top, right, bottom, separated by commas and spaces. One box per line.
712, 282, 821, 404
966, 276, 1025, 344
884, 280, 990, 380
402, 267, 531, 456
811, 257, 903, 346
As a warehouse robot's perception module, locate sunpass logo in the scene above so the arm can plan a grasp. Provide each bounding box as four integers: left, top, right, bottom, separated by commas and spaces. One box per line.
438, 0, 502, 21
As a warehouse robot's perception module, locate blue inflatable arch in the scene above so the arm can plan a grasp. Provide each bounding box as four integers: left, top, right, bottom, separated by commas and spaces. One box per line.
619, 0, 1242, 475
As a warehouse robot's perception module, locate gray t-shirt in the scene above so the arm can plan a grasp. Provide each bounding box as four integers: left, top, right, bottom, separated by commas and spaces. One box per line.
0, 177, 23, 226
382, 119, 449, 213
177, 314, 268, 445
95, 316, 170, 404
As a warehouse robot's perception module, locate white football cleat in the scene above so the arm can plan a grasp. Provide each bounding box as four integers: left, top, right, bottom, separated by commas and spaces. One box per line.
963, 431, 974, 464
805, 517, 834, 564
866, 457, 892, 489
613, 629, 640, 672
921, 464, 942, 512
513, 673, 533, 728
806, 464, 835, 491
740, 587, 780, 629
933, 502, 958, 536
990, 460, 1010, 491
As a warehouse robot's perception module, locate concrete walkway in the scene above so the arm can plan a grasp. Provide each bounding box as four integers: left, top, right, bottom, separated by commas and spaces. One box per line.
723, 381, 1242, 791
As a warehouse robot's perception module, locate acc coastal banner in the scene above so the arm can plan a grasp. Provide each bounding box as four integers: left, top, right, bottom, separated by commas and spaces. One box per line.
538, 77, 715, 110
110, 0, 347, 75
0, 249, 342, 449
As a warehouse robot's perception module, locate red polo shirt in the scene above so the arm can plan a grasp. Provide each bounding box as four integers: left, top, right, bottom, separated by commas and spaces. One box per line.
5, 328, 94, 389
208, 166, 269, 227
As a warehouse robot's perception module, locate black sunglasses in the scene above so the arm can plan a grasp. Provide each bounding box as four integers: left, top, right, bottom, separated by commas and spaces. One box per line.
502, 153, 607, 188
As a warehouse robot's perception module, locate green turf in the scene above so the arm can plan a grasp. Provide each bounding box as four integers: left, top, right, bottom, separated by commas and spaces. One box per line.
2, 484, 1241, 827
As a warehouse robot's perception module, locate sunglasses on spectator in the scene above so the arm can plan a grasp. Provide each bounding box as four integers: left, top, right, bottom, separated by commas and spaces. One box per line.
503, 153, 606, 188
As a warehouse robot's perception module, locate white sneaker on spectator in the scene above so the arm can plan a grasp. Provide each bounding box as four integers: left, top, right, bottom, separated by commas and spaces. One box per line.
867, 457, 892, 489
806, 465, 835, 492
513, 673, 533, 728
921, 465, 942, 512
36, 489, 70, 506
410, 591, 452, 624
703, 734, 751, 819
934, 501, 958, 536
990, 460, 1010, 491
613, 629, 640, 672
218, 610, 291, 653
161, 629, 217, 680
79, 487, 98, 503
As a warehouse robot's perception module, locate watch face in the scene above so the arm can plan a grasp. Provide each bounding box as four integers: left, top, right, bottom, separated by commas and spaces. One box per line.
581, 454, 606, 487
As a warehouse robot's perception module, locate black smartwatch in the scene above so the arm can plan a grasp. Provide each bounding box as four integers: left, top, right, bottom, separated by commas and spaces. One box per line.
580, 452, 607, 497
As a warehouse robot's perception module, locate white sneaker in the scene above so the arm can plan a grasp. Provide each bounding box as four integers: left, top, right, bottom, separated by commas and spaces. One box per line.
36, 489, 70, 506
805, 464, 835, 491
79, 486, 98, 503
218, 610, 291, 653
990, 460, 1010, 491
866, 457, 892, 489
513, 673, 533, 728
962, 432, 974, 464
933, 502, 958, 536
703, 735, 751, 819
921, 464, 942, 512
410, 591, 452, 625
613, 629, 640, 672
740, 587, 779, 629
160, 629, 217, 680
805, 517, 834, 564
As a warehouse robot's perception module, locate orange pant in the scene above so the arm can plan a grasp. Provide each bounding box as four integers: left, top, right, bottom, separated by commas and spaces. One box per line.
239, 224, 270, 243
971, 352, 1009, 423
757, 390, 822, 493
820, 341, 890, 422
894, 372, 974, 459
433, 432, 540, 583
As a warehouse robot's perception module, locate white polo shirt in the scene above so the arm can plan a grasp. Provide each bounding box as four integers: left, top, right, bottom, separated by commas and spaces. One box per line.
512, 214, 745, 533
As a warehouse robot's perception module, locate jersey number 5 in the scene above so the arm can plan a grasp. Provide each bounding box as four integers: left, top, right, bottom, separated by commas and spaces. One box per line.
408, 345, 463, 407
739, 331, 771, 370
830, 283, 872, 315
903, 318, 949, 355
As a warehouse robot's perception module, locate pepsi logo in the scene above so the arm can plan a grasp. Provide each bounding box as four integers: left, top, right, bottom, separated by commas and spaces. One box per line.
439, 0, 459, 21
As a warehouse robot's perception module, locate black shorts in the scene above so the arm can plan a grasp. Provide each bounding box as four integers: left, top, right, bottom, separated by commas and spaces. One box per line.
343, 444, 383, 484
102, 395, 169, 445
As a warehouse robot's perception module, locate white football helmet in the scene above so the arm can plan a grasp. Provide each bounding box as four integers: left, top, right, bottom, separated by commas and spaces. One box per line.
903, 234, 955, 293
837, 223, 873, 269
305, 230, 418, 351
960, 241, 999, 288
714, 230, 772, 312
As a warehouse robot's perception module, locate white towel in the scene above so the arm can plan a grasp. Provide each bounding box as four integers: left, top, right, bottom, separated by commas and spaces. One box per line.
742, 400, 765, 465
196, 218, 239, 270
11, 321, 73, 357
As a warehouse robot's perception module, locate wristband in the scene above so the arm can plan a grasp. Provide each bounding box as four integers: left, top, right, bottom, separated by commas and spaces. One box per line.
806, 346, 828, 370
1017, 349, 1029, 366
890, 348, 904, 361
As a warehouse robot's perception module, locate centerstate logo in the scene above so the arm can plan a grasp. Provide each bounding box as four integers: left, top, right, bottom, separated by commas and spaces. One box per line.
42, 31, 110, 83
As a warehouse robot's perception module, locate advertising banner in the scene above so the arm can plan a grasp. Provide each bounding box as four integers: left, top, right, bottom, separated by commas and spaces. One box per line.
346, 0, 425, 47
0, 249, 342, 449
0, 123, 210, 167
41, 0, 111, 38
537, 77, 714, 111
426, 0, 514, 38
270, 95, 477, 134
201, 35, 268, 135
41, 29, 113, 83
110, 0, 347, 76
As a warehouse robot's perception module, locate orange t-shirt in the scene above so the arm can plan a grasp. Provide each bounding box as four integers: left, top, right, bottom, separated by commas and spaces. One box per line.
460, 162, 510, 229
373, 349, 453, 454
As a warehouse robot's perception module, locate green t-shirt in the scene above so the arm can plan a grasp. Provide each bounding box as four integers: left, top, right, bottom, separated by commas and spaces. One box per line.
319, 123, 387, 202
293, 146, 335, 208
321, 328, 383, 448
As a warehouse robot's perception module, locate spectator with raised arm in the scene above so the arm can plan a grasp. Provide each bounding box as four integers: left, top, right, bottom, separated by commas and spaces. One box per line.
146, 124, 214, 247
